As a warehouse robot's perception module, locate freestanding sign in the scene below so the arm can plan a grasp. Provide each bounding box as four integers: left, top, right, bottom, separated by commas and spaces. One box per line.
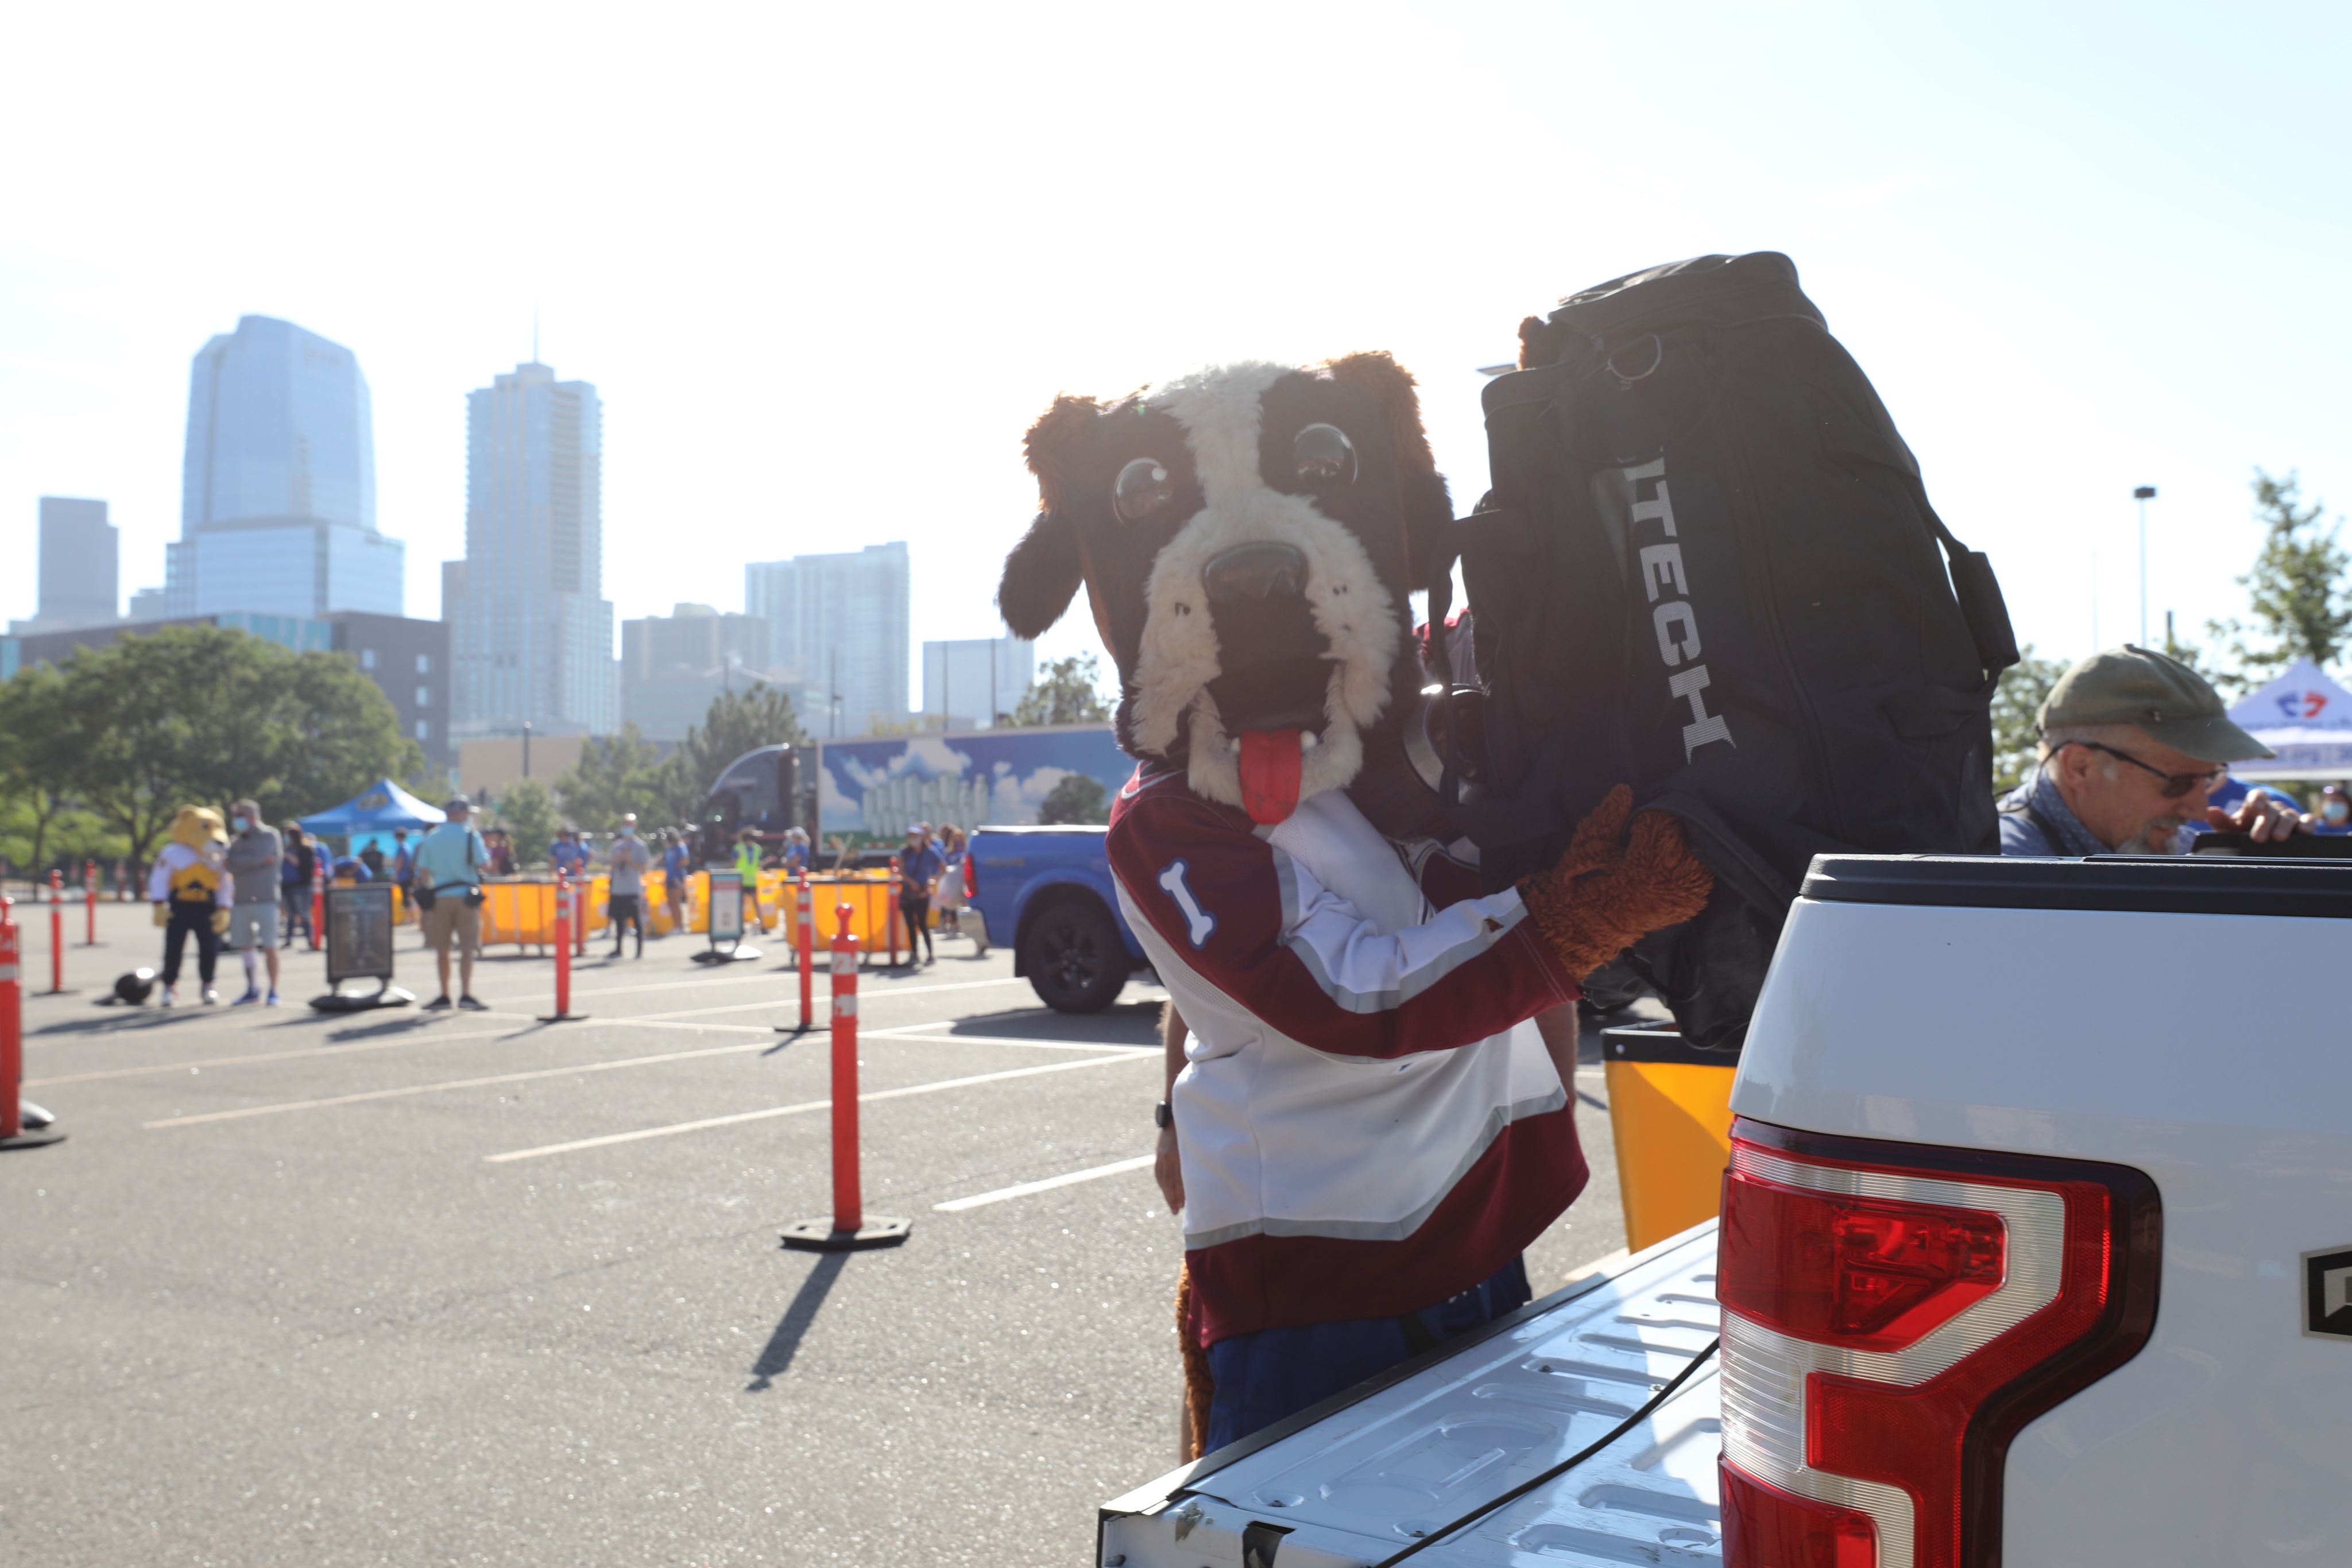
313, 882, 413, 1011
697, 869, 759, 965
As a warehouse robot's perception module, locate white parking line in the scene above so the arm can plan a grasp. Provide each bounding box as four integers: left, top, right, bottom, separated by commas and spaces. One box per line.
29, 971, 1033, 1051
32, 1022, 537, 1086
142, 1040, 769, 1128
862, 1026, 1156, 1054
41, 1006, 1134, 1090
932, 1155, 1156, 1212
481, 1051, 1155, 1163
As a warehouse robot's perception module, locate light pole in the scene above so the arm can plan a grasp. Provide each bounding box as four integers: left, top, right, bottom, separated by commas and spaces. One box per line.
2134, 486, 2157, 646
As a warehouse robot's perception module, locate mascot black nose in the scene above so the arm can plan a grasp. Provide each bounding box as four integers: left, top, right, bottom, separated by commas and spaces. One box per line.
1204, 543, 1307, 607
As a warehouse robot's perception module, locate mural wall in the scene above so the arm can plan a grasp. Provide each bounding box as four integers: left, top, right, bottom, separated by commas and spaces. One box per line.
815, 725, 1131, 839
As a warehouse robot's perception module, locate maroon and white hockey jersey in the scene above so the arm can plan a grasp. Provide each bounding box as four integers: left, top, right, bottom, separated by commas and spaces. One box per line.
1108, 765, 1588, 1347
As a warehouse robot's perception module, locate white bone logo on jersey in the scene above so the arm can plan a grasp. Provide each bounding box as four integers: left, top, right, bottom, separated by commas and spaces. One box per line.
1157, 860, 1216, 948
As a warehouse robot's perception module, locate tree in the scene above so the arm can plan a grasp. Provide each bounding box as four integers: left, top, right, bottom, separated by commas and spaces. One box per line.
676, 682, 809, 804
556, 722, 675, 829
1989, 644, 2068, 792
494, 779, 560, 866
0, 663, 86, 872
0, 625, 421, 862
1036, 772, 1110, 825
1009, 653, 1112, 726
270, 648, 428, 824
2205, 469, 2351, 691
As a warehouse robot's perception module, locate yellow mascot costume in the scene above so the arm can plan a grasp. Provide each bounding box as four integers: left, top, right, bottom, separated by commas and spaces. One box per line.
147, 806, 233, 1005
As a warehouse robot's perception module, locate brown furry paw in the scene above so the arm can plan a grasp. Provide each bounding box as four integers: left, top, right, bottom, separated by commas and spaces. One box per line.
1177, 1262, 1213, 1461
1517, 791, 1713, 981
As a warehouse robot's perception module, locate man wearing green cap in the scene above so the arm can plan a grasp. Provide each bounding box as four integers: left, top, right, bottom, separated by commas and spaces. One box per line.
2000, 644, 2308, 855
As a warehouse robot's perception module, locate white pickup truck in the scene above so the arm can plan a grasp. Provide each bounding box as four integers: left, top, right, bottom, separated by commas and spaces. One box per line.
1099, 851, 2352, 1566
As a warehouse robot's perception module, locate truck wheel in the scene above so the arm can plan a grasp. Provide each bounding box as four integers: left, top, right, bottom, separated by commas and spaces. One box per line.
1022, 899, 1128, 1013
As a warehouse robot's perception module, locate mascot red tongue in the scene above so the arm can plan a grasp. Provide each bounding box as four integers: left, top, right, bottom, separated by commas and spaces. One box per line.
1237, 730, 1305, 824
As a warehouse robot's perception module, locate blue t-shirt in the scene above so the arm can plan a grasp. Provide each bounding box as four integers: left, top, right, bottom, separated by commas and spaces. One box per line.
412, 822, 489, 892
901, 842, 946, 887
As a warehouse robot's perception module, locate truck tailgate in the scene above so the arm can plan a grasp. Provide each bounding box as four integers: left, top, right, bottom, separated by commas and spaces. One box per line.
1100, 1224, 1723, 1566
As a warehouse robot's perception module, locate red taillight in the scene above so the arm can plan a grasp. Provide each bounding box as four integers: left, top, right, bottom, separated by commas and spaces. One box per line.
1717, 1118, 2160, 1568
1720, 1174, 2006, 1352
964, 854, 977, 899
1721, 1460, 1876, 1567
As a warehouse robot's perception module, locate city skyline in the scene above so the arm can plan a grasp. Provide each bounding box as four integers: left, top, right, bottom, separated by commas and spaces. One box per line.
444, 359, 616, 738
18, 496, 118, 632
6, 7, 2346, 695
165, 314, 403, 621
745, 544, 911, 736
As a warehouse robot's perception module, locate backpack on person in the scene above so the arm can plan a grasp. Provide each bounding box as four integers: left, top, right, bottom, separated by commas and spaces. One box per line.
1422, 251, 2018, 1051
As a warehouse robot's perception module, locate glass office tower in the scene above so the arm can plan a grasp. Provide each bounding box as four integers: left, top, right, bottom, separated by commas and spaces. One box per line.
443, 361, 617, 737
744, 543, 911, 736
168, 315, 403, 619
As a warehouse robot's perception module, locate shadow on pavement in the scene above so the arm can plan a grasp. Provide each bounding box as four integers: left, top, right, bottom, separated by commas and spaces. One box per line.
938, 1004, 1160, 1048
746, 1250, 849, 1391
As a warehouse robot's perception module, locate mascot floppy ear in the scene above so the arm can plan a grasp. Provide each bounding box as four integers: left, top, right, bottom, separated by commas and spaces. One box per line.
997, 393, 1101, 638
1321, 351, 1452, 592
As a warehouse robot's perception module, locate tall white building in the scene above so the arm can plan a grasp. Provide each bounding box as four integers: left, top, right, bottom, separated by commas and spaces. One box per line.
442, 361, 616, 737
920, 637, 1034, 728
168, 315, 403, 620
743, 543, 909, 736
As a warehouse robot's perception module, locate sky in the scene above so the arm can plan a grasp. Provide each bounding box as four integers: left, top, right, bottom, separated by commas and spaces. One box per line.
4, 1, 2348, 704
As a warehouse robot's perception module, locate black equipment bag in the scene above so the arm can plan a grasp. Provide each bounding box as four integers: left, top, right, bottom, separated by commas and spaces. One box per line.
1428, 252, 2018, 1051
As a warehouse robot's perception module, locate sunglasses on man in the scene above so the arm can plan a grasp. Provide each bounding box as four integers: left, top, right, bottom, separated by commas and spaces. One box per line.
2062, 740, 2228, 799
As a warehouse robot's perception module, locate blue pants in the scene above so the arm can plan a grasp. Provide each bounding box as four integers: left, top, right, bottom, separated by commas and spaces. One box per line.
1204, 1255, 1531, 1453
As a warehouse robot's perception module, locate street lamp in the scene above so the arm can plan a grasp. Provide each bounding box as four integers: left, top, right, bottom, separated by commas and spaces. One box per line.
2134, 486, 2157, 646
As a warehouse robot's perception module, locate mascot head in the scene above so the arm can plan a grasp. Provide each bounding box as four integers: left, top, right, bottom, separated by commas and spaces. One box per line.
171, 806, 227, 850
997, 353, 1449, 825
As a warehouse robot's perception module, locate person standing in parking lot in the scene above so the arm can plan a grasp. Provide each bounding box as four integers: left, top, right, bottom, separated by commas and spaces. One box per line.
280, 825, 316, 943
2000, 645, 2310, 854
222, 799, 285, 1006
414, 796, 491, 1011
661, 830, 690, 936
606, 814, 651, 959
898, 821, 943, 966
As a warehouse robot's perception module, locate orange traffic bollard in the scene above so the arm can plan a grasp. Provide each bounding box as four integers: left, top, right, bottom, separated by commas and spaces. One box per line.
887, 855, 904, 967
539, 872, 587, 1022
796, 872, 814, 1029
780, 906, 908, 1250
310, 855, 324, 952
1, 898, 64, 1149
83, 860, 98, 946
1, 905, 18, 1137
45, 870, 68, 995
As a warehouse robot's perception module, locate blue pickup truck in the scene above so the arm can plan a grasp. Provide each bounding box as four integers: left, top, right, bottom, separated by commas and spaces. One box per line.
966, 825, 1151, 1012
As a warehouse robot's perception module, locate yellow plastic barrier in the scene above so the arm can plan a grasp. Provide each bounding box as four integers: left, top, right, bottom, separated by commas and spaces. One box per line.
479, 881, 559, 950
1601, 1027, 1738, 1253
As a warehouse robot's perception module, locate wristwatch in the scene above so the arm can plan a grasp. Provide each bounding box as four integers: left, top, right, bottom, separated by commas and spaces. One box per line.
1153, 1101, 1173, 1129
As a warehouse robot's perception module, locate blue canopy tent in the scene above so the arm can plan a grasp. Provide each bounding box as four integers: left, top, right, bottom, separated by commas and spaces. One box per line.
297, 780, 447, 849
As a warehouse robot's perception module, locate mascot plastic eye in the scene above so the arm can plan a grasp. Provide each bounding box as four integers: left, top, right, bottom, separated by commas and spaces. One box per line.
1113, 458, 1175, 524
1292, 423, 1357, 484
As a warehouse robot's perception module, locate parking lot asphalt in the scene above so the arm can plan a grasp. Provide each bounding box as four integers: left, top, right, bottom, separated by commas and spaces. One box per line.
3, 898, 1635, 1566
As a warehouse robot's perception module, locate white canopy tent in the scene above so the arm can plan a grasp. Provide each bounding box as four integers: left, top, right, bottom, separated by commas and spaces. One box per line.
2225, 659, 2352, 781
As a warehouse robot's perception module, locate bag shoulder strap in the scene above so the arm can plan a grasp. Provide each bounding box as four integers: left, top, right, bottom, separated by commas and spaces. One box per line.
1998, 793, 2067, 854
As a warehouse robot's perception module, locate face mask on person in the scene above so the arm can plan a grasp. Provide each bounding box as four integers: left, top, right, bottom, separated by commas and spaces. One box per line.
231, 816, 250, 834
619, 826, 635, 837
2326, 800, 2349, 825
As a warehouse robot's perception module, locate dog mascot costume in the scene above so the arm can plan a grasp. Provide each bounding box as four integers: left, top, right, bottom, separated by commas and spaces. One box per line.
148, 804, 233, 1005
995, 353, 1713, 1455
